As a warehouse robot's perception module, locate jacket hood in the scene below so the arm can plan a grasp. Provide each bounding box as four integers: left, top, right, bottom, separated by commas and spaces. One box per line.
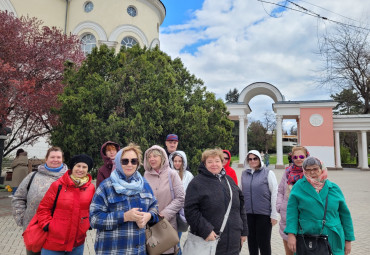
244, 150, 264, 169
143, 145, 169, 172
100, 141, 120, 168
222, 150, 231, 168
168, 150, 188, 170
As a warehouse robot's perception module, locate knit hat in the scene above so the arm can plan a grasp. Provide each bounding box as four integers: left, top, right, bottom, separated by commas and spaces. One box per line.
166, 134, 178, 141
70, 154, 94, 171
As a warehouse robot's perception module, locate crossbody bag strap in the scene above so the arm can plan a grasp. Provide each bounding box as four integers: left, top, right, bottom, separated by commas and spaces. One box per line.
219, 177, 233, 235
26, 172, 37, 192
319, 193, 329, 235
51, 184, 63, 217
168, 170, 175, 200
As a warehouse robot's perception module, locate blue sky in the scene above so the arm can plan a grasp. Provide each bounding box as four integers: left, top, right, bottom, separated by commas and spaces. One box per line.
158, 0, 370, 130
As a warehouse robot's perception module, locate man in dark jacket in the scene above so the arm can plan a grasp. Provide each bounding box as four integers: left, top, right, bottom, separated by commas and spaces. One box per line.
96, 141, 120, 187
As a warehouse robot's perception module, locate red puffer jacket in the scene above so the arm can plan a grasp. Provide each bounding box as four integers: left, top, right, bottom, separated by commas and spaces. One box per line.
37, 170, 95, 252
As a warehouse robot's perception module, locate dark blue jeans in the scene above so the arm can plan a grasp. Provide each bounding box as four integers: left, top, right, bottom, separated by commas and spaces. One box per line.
41, 244, 84, 255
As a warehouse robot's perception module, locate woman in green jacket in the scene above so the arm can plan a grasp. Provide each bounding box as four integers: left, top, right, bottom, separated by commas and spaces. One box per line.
285, 156, 354, 255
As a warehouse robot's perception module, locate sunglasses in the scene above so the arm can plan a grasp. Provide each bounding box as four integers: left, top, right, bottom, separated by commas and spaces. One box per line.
293, 155, 305, 160
121, 158, 139, 165
247, 157, 259, 161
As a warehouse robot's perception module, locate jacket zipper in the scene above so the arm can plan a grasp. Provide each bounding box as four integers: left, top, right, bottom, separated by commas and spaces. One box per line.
250, 173, 254, 214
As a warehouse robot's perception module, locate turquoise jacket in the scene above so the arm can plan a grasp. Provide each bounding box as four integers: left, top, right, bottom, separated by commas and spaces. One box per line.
285, 176, 355, 255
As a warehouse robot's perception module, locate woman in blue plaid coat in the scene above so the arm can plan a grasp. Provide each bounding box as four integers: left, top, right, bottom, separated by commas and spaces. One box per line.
90, 143, 159, 255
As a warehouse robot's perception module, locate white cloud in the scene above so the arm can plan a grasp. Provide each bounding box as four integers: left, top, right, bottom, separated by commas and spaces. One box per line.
159, 0, 370, 124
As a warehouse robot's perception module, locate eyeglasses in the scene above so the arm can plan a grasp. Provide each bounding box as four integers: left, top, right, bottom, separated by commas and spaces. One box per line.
224, 157, 230, 160
121, 158, 139, 165
293, 155, 305, 160
305, 167, 320, 173
247, 157, 259, 161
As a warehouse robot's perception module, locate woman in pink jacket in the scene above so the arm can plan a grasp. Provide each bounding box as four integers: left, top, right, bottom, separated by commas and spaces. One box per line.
144, 145, 185, 254
276, 146, 309, 255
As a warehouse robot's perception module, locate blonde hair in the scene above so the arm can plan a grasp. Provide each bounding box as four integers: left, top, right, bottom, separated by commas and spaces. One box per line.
292, 146, 308, 156
145, 149, 166, 170
201, 148, 224, 163
121, 143, 143, 166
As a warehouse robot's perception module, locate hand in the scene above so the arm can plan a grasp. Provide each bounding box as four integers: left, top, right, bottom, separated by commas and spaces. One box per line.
287, 233, 296, 253
271, 218, 278, 226
345, 241, 351, 255
240, 236, 247, 248
205, 231, 218, 241
124, 208, 143, 222
136, 212, 152, 229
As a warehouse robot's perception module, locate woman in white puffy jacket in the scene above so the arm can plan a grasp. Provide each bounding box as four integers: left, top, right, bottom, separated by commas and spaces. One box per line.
169, 150, 194, 192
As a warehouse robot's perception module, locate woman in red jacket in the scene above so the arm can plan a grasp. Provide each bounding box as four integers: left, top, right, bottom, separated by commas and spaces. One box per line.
222, 150, 238, 185
36, 154, 95, 255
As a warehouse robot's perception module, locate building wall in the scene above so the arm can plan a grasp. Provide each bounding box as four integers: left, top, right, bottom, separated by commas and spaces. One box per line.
299, 107, 335, 167
7, 0, 164, 51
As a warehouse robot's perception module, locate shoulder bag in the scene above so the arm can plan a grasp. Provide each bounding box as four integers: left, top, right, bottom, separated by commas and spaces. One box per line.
182, 177, 233, 255
146, 215, 180, 255
296, 194, 333, 255
168, 169, 189, 232
23, 184, 62, 252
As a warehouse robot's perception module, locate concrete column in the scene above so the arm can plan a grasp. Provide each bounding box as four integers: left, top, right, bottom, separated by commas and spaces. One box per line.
357, 132, 363, 169
297, 116, 301, 145
334, 131, 342, 169
360, 131, 369, 170
244, 118, 248, 155
239, 115, 246, 165
275, 115, 284, 168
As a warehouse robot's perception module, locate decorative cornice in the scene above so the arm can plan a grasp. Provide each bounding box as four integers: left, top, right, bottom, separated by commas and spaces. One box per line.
109, 25, 148, 47
0, 0, 17, 16
72, 21, 108, 41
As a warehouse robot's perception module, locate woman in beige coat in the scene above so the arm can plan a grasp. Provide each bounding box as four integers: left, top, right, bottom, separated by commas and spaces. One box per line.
144, 145, 185, 254
10, 149, 29, 195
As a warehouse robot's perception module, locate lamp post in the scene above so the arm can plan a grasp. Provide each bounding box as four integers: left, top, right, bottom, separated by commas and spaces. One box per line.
0, 119, 12, 184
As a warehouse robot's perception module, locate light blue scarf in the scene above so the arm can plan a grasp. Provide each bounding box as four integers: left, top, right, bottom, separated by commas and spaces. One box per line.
111, 149, 144, 195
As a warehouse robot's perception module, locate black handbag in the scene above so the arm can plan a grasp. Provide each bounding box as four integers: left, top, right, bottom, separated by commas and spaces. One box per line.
296, 194, 333, 255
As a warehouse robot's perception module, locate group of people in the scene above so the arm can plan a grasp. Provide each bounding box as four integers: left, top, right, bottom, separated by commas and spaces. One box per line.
10, 133, 354, 255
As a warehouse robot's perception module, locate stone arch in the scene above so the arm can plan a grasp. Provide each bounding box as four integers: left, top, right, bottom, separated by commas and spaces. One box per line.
238, 82, 285, 104
109, 25, 148, 47
72, 21, 108, 41
150, 38, 160, 49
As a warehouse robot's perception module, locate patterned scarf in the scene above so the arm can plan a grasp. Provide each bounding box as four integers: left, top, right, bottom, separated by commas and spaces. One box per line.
304, 161, 328, 193
70, 175, 89, 187
286, 164, 304, 185
110, 169, 144, 195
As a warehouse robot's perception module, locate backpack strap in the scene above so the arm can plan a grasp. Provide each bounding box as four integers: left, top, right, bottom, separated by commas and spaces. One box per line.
26, 172, 38, 192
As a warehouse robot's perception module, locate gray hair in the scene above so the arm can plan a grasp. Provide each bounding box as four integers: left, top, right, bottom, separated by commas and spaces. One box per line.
303, 156, 322, 170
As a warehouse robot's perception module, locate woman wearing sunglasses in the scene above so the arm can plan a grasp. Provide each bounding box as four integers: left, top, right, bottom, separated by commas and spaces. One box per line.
285, 157, 354, 255
89, 143, 159, 255
240, 150, 278, 255
276, 146, 308, 255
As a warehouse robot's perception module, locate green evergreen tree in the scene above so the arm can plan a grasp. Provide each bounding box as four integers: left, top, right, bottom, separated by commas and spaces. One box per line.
51, 45, 234, 174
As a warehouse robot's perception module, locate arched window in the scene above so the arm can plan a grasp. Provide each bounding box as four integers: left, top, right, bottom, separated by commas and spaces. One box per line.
121, 36, 138, 49
81, 34, 96, 55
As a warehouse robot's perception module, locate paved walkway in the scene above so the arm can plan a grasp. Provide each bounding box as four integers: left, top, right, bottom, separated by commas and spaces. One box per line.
0, 166, 369, 254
